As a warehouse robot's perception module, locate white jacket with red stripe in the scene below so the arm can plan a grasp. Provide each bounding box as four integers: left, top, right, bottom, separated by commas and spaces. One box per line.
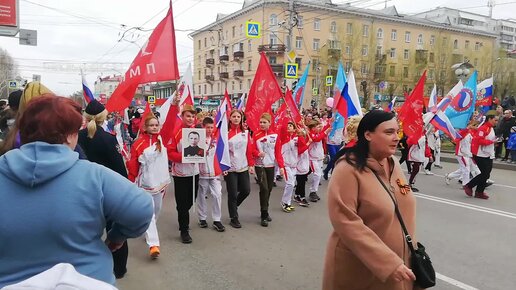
228, 125, 255, 172
199, 136, 222, 178
253, 129, 278, 168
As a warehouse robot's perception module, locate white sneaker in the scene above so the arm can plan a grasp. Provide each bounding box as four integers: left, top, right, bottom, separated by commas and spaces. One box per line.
444, 174, 451, 185
424, 170, 434, 175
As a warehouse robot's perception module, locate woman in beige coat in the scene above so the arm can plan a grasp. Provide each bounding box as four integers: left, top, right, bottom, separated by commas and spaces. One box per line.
323, 110, 418, 290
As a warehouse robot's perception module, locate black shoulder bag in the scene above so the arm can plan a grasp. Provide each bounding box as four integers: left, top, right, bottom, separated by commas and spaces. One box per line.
370, 169, 436, 288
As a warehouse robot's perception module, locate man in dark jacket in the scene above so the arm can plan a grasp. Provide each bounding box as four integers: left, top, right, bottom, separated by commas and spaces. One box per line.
496, 109, 516, 160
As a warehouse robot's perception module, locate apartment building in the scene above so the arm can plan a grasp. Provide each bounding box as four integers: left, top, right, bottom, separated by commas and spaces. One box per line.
191, 0, 497, 108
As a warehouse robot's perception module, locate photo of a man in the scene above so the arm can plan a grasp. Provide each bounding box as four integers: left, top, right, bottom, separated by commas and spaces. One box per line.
184, 131, 204, 157
181, 128, 206, 163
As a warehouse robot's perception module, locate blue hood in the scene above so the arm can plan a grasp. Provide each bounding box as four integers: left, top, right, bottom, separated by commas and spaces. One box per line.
0, 142, 79, 187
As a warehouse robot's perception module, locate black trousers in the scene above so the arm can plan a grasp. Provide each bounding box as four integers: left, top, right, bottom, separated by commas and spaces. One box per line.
106, 220, 128, 276
409, 162, 421, 185
467, 156, 493, 194
224, 171, 251, 219
424, 149, 435, 171
295, 173, 309, 198
399, 148, 411, 173
255, 167, 274, 213
173, 175, 199, 232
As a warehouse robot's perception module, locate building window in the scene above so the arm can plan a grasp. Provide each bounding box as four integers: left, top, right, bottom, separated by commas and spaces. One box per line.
204, 84, 207, 95
296, 37, 303, 49
240, 24, 244, 35
269, 33, 278, 45
465, 40, 470, 49
360, 63, 368, 75
345, 46, 350, 56
389, 65, 395, 77
376, 45, 383, 56
198, 70, 201, 80
404, 49, 409, 60
232, 26, 235, 38
390, 48, 396, 58
330, 21, 337, 33
417, 34, 423, 45
239, 81, 243, 91
453, 39, 458, 49
269, 56, 277, 64
198, 40, 201, 49
429, 52, 435, 63
295, 57, 302, 70
248, 59, 252, 71
345, 62, 351, 72
403, 67, 409, 78
313, 38, 320, 50
248, 40, 252, 52
430, 35, 435, 46
347, 23, 352, 34
231, 81, 234, 91
314, 18, 321, 31
391, 29, 397, 41
217, 83, 220, 92
475, 42, 480, 51
377, 28, 383, 39
247, 79, 251, 89
362, 25, 369, 37
270, 14, 278, 27
204, 38, 207, 47
362, 45, 368, 56
198, 85, 201, 95
297, 16, 303, 28
405, 31, 411, 43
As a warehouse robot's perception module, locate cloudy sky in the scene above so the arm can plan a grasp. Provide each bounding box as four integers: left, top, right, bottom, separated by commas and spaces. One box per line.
1, 0, 515, 95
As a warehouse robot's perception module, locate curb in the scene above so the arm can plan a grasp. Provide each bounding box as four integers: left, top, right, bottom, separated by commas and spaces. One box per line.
439, 155, 516, 171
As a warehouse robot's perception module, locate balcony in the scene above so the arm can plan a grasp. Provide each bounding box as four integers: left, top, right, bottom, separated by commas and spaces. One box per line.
219, 54, 229, 62
328, 48, 341, 59
233, 51, 244, 60
258, 44, 286, 54
205, 75, 215, 82
206, 58, 215, 66
270, 64, 283, 74
219, 72, 229, 79
375, 54, 387, 62
233, 70, 244, 78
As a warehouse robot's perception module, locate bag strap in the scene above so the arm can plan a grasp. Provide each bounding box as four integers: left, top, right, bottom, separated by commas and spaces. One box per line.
369, 167, 417, 255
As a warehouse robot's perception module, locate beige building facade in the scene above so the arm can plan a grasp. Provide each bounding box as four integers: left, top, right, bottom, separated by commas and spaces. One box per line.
191, 0, 497, 109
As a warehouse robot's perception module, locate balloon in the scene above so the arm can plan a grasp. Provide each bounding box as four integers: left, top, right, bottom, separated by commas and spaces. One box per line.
326, 97, 334, 108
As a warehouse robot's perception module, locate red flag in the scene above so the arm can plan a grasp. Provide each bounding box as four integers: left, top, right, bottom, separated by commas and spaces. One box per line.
245, 52, 283, 132
139, 102, 152, 134
284, 89, 302, 124
106, 5, 179, 112
224, 89, 233, 112
401, 71, 426, 140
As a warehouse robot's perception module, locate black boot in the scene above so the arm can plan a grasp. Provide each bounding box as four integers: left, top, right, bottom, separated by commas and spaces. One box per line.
260, 211, 269, 227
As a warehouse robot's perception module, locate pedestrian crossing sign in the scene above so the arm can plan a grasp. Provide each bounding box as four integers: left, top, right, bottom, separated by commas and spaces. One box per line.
148, 95, 155, 104
8, 81, 17, 89
246, 21, 261, 38
285, 63, 298, 79
325, 76, 333, 87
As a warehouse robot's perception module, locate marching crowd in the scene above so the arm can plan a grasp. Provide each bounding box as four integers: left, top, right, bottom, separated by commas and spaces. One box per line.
0, 82, 515, 289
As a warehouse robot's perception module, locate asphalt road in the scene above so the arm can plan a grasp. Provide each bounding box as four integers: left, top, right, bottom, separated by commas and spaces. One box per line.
117, 161, 516, 290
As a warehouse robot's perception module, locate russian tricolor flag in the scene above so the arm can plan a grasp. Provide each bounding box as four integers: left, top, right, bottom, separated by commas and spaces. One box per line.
215, 98, 231, 172
430, 111, 462, 141
387, 96, 397, 112
81, 70, 95, 104
476, 77, 493, 113
427, 84, 437, 113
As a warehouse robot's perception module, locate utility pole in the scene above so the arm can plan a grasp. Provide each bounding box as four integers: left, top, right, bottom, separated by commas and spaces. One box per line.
488, 0, 495, 18
287, 0, 295, 51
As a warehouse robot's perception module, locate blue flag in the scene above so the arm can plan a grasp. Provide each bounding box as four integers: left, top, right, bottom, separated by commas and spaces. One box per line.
445, 71, 477, 129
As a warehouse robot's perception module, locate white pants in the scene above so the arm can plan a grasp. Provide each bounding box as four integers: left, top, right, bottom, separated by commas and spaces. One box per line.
196, 178, 222, 222
145, 189, 165, 247
281, 167, 296, 205
434, 148, 441, 166
448, 156, 480, 185
309, 159, 323, 193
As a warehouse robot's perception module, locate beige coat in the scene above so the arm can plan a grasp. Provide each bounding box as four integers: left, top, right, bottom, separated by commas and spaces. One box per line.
323, 156, 417, 290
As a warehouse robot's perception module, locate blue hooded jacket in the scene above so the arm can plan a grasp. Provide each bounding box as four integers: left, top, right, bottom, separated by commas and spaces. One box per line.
0, 142, 153, 287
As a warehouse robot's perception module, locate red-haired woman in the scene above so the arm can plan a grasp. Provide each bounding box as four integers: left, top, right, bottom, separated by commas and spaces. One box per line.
0, 95, 152, 287
225, 109, 255, 228
127, 113, 171, 259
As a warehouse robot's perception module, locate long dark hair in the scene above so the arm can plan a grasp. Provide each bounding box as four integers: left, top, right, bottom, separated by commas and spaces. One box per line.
344, 110, 396, 171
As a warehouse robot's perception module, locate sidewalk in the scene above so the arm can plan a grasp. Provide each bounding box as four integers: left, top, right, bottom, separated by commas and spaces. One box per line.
439, 151, 516, 171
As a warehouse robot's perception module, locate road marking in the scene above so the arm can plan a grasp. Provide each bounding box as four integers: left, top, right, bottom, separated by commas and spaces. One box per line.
414, 193, 516, 219
402, 170, 516, 190
436, 272, 479, 290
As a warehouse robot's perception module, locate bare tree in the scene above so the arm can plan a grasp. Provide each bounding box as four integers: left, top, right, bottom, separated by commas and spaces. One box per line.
0, 48, 18, 99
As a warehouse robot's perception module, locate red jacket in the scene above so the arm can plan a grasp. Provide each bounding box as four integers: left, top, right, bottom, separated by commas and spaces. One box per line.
126, 133, 162, 182
471, 122, 495, 156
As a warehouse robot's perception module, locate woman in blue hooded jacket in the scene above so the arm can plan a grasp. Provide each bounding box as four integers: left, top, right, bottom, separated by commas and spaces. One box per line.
0, 95, 153, 288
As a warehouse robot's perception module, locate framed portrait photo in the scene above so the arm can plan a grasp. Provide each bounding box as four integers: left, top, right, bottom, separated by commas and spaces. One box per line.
181, 128, 206, 163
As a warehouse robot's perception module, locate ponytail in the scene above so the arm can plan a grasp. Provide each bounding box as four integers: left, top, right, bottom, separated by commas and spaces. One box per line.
84, 110, 108, 139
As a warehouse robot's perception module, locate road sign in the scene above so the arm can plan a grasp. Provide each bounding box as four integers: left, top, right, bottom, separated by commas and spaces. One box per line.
147, 95, 156, 104
285, 63, 298, 79
19, 29, 37, 46
325, 76, 333, 87
287, 50, 297, 62
312, 88, 318, 95
8, 81, 17, 89
246, 21, 260, 38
